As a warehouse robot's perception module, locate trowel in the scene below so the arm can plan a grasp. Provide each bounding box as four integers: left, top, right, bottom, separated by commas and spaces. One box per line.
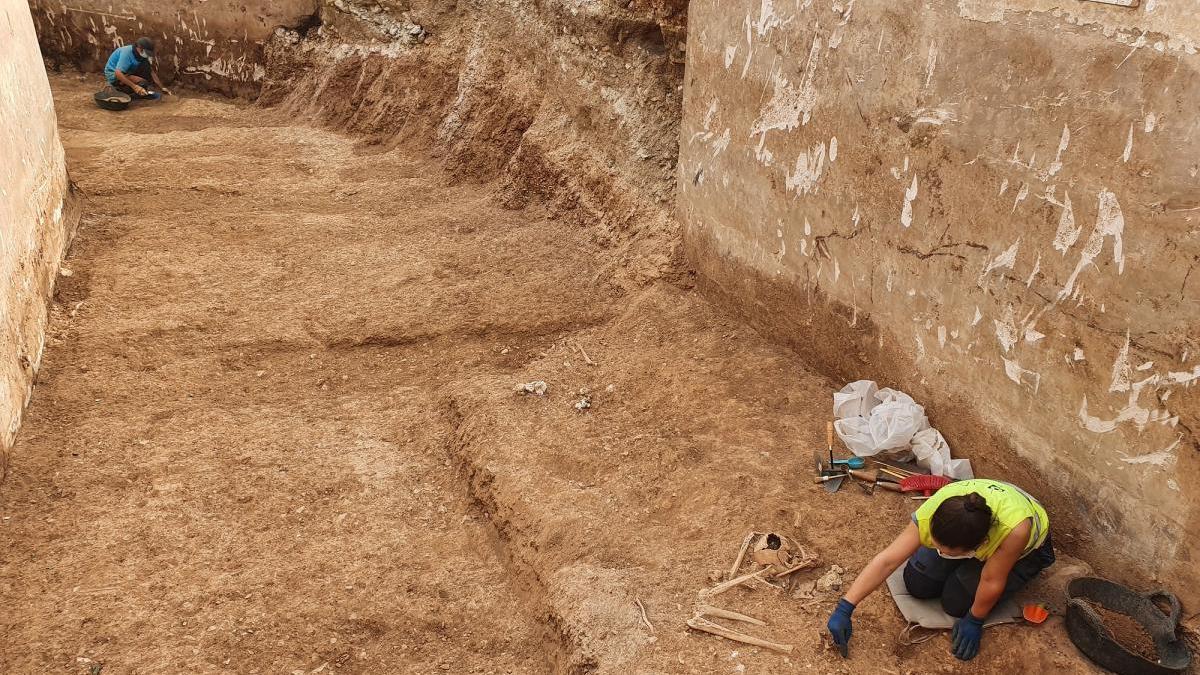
815, 422, 845, 493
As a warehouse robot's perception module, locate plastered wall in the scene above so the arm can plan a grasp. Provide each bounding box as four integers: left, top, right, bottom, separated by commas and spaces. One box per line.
0, 0, 75, 476
29, 0, 319, 95
680, 0, 1198, 594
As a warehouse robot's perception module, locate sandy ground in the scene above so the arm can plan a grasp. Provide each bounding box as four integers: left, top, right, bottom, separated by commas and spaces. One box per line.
0, 75, 1104, 674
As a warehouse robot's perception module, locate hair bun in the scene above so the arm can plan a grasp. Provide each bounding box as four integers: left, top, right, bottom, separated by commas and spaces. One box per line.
964, 493, 987, 512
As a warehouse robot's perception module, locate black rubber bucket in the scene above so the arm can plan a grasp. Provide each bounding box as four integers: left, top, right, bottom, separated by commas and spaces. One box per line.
1066, 577, 1191, 675
94, 87, 131, 111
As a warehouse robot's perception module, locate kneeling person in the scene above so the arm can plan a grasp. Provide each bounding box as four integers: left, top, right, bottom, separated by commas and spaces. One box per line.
826, 479, 1054, 661
105, 37, 171, 100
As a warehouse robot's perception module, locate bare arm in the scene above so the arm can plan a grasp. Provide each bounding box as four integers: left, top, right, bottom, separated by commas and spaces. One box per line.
969, 519, 1030, 618
151, 69, 171, 94
843, 521, 921, 605
114, 69, 146, 95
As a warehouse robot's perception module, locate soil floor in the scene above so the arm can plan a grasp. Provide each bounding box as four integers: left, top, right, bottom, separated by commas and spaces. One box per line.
1, 74, 1103, 674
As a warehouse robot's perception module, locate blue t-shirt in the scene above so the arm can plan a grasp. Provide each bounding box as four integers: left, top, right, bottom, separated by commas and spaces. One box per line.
104, 45, 148, 84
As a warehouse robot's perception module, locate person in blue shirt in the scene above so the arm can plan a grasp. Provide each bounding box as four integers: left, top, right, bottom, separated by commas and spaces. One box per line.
104, 37, 171, 100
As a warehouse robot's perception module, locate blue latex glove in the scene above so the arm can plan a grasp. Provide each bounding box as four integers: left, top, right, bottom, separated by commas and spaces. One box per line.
826, 598, 856, 656
951, 612, 985, 661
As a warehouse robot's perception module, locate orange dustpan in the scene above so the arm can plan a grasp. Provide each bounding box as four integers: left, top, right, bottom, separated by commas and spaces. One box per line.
1023, 603, 1050, 624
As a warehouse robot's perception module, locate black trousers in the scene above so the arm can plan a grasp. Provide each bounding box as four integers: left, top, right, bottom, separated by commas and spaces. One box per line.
113, 59, 154, 97
903, 533, 1055, 617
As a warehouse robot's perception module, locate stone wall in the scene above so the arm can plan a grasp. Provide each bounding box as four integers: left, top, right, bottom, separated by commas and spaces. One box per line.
28, 0, 319, 95
0, 0, 76, 476
679, 0, 1198, 596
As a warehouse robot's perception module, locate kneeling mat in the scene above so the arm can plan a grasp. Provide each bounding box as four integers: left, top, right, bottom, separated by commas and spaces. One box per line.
887, 565, 1022, 631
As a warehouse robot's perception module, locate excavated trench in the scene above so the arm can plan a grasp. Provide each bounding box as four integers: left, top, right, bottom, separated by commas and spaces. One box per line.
4, 8, 1111, 674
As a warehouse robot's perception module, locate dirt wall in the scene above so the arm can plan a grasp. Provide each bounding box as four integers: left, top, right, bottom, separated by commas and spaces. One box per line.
679, 0, 1199, 598
0, 0, 75, 476
259, 0, 688, 288
28, 0, 319, 95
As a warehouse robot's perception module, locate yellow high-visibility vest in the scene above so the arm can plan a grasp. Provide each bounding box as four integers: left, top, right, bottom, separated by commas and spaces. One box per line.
913, 479, 1049, 561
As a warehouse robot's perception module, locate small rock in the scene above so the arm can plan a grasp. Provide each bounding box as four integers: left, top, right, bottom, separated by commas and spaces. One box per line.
574, 396, 592, 411
59, 267, 74, 277
514, 381, 549, 396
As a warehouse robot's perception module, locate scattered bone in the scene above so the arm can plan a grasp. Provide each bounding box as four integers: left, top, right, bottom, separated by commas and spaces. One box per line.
686, 616, 795, 654
773, 552, 819, 578
635, 598, 654, 632
574, 341, 596, 366
816, 564, 845, 593
696, 605, 766, 626
727, 532, 757, 580
701, 568, 770, 598
514, 380, 549, 396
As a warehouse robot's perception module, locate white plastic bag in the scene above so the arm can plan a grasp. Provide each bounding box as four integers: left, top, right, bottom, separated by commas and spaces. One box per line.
911, 428, 974, 479
833, 380, 879, 419
868, 400, 928, 452
834, 417, 878, 456
832, 380, 969, 478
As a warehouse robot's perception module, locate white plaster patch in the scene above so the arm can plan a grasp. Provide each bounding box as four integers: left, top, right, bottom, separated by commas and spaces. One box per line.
1122, 122, 1134, 162
1167, 365, 1200, 385
910, 107, 957, 126
1003, 358, 1041, 392
978, 239, 1020, 284
829, 136, 838, 162
1110, 334, 1132, 393
1074, 347, 1086, 361
900, 175, 918, 228
1048, 124, 1070, 177
1144, 112, 1158, 132
753, 0, 790, 36
1012, 183, 1029, 213
1025, 253, 1041, 286
724, 44, 738, 68
786, 142, 828, 195
993, 305, 1019, 352
703, 99, 719, 129
750, 37, 822, 140
999, 178, 1009, 196
972, 306, 983, 326
829, 0, 856, 49
1119, 437, 1180, 466
924, 42, 939, 89
1058, 189, 1125, 301
957, 0, 1006, 22
1053, 193, 1080, 254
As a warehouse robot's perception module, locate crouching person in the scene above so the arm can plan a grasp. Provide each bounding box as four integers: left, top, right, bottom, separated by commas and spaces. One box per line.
826, 479, 1055, 661
105, 37, 171, 100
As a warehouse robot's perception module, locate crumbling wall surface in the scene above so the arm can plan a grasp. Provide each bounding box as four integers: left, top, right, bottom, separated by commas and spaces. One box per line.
261, 0, 689, 287
28, 0, 319, 95
680, 0, 1199, 595
0, 0, 75, 476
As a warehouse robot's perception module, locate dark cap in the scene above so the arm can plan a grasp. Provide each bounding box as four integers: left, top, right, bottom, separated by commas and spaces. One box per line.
135, 37, 156, 55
